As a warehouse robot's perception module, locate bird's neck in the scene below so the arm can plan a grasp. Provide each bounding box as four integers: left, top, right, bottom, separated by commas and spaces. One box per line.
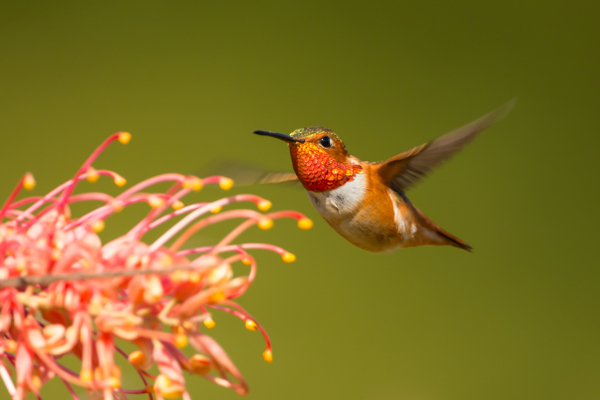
290, 146, 363, 192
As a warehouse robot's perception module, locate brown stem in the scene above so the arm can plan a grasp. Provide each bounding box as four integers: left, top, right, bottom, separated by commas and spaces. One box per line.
0, 261, 217, 289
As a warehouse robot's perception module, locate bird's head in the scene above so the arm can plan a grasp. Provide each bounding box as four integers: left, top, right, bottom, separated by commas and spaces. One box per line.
253, 127, 361, 192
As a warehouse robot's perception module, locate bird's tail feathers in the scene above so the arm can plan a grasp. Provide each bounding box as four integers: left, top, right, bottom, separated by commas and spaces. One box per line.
413, 206, 473, 252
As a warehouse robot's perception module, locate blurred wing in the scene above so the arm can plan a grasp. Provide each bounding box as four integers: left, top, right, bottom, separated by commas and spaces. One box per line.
198, 159, 299, 187
376, 98, 516, 191
255, 171, 299, 185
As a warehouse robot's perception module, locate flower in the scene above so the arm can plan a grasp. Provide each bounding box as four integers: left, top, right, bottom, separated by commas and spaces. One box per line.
0, 133, 311, 400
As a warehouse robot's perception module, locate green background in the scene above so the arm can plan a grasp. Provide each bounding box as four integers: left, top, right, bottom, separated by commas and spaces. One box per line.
1, 1, 599, 399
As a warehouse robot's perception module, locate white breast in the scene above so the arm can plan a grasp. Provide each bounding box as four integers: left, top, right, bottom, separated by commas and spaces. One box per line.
306, 173, 367, 217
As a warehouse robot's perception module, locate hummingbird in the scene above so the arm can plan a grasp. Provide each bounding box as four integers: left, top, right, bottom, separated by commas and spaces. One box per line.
253, 100, 515, 253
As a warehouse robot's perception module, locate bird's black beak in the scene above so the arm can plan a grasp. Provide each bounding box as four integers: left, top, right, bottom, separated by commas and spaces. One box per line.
253, 130, 305, 143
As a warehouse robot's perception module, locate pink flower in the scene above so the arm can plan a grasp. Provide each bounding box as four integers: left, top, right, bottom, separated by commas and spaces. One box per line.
0, 133, 312, 400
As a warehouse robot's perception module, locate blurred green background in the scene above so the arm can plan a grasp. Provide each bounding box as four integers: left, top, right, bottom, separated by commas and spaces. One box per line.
1, 1, 599, 399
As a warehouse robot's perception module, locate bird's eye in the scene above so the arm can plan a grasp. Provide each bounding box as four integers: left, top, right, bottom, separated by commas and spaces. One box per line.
319, 136, 332, 148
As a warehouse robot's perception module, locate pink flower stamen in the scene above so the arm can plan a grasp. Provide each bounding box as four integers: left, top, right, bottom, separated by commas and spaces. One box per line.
0, 173, 35, 222
0, 133, 311, 399
16, 170, 125, 227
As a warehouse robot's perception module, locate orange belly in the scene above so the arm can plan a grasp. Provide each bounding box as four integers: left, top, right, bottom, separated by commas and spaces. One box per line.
317, 175, 405, 253
317, 177, 453, 252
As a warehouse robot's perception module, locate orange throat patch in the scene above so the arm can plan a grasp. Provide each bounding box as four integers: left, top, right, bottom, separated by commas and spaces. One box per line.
290, 144, 362, 192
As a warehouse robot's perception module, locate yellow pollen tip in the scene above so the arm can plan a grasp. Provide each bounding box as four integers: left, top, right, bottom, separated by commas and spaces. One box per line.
258, 218, 273, 230
189, 354, 211, 375
208, 291, 226, 303
242, 257, 252, 266
5, 340, 17, 353
23, 173, 36, 190
182, 177, 204, 191
80, 369, 93, 383
203, 317, 216, 329
86, 167, 99, 183
298, 218, 313, 230
162, 391, 183, 400
128, 350, 146, 368
210, 205, 222, 214
118, 132, 131, 144
189, 272, 201, 283
174, 334, 188, 348
90, 220, 105, 233
148, 196, 165, 209
108, 377, 121, 389
257, 200, 272, 211
114, 176, 127, 187
146, 385, 155, 393
171, 200, 184, 210
154, 375, 182, 399
31, 375, 42, 390
282, 252, 296, 263
51, 249, 62, 261
245, 319, 257, 331
219, 177, 234, 190
263, 349, 273, 363
111, 200, 124, 212
15, 259, 27, 273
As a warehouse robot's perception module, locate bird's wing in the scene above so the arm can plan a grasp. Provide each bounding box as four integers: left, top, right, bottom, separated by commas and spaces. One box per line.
254, 171, 299, 185
376, 99, 516, 192
198, 159, 299, 186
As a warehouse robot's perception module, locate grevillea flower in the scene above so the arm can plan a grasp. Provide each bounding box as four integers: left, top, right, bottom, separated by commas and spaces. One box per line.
0, 133, 313, 400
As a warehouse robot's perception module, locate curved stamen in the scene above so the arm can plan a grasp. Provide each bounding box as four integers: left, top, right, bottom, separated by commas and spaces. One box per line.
17, 170, 124, 224
0, 173, 35, 222
145, 194, 268, 235
55, 133, 130, 213
152, 209, 264, 253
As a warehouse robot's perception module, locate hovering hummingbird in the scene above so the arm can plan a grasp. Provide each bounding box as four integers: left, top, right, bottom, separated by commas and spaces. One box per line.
253, 100, 515, 253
